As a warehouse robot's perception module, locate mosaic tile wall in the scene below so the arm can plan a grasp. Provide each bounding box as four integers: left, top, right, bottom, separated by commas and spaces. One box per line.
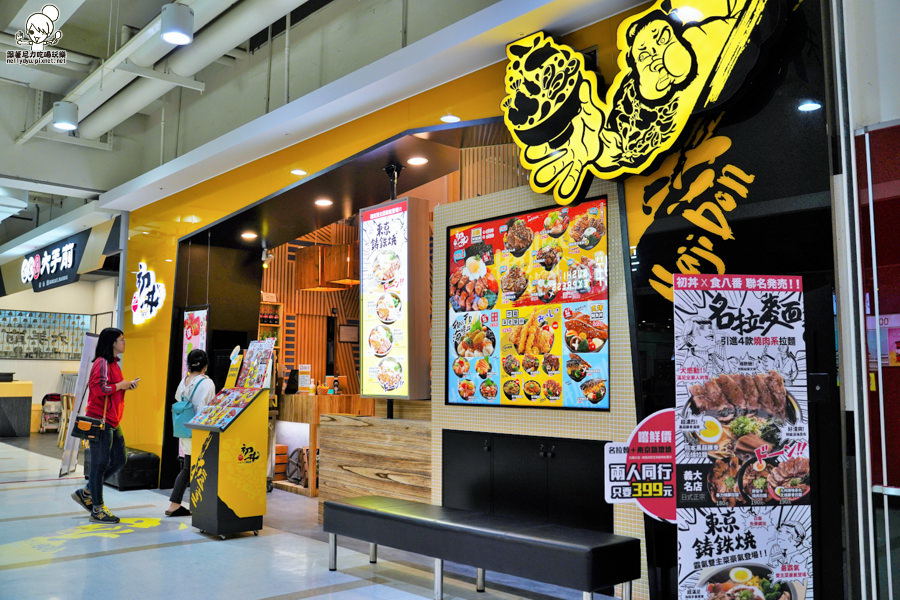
431, 180, 649, 599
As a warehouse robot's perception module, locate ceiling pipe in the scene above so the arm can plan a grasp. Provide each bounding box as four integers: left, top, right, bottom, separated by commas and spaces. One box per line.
16, 0, 239, 145
78, 0, 309, 140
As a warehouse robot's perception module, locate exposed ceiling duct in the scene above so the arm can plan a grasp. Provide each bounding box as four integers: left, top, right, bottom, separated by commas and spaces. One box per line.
16, 0, 241, 145
77, 0, 309, 140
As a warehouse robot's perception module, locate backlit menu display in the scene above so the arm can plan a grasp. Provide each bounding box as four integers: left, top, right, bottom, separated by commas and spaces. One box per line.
446, 197, 609, 409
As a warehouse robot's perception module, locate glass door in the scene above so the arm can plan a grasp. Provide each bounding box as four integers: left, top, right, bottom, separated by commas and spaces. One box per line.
857, 122, 900, 599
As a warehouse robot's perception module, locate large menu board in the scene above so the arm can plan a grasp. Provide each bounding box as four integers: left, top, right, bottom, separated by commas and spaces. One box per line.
360, 200, 409, 397
446, 198, 609, 409
673, 274, 813, 600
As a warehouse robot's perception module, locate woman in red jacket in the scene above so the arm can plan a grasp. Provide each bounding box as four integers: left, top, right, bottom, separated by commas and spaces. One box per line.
71, 328, 139, 523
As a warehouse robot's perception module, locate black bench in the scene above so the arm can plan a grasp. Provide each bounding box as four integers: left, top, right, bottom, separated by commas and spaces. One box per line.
323, 495, 640, 600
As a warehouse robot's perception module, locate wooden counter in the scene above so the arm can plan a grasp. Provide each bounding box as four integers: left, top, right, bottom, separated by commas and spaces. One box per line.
277, 394, 375, 496
317, 415, 431, 520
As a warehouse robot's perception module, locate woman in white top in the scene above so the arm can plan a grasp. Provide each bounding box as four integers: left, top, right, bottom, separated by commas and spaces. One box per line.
166, 349, 216, 517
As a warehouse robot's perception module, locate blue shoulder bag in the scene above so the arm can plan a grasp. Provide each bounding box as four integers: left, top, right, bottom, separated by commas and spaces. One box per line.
172, 377, 203, 438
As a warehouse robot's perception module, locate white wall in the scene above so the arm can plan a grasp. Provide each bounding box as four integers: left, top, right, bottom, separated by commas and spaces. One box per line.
844, 0, 900, 128
0, 277, 117, 404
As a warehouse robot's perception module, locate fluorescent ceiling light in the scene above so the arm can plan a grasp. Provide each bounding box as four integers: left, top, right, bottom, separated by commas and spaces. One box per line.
314, 198, 333, 207
161, 3, 194, 45
241, 231, 258, 240
291, 169, 307, 176
798, 101, 822, 112
52, 101, 78, 131
407, 156, 428, 166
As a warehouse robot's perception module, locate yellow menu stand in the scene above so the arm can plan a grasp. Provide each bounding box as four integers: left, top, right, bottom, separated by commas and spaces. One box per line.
186, 387, 268, 538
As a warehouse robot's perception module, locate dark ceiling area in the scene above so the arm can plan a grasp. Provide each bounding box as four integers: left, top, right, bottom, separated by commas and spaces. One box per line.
187, 119, 512, 252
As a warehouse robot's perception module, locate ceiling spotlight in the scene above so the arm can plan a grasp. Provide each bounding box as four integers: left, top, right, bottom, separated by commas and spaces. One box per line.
407, 156, 428, 166
314, 198, 333, 207
440, 113, 461, 124
161, 3, 194, 45
241, 231, 258, 240
52, 101, 78, 131
290, 168, 307, 176
798, 100, 822, 112
261, 246, 274, 268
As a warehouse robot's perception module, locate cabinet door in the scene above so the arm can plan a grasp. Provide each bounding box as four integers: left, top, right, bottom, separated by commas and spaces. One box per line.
546, 438, 612, 531
442, 429, 492, 512
492, 433, 549, 521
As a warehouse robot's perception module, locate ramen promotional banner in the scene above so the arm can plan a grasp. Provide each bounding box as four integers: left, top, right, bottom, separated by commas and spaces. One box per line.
673, 274, 812, 599
447, 198, 609, 409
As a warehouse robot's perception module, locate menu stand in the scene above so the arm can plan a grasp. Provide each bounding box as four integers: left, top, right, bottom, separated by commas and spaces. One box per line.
186, 388, 269, 538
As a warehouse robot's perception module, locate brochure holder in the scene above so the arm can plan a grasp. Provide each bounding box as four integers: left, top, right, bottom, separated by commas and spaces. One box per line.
185, 339, 276, 537
186, 387, 269, 536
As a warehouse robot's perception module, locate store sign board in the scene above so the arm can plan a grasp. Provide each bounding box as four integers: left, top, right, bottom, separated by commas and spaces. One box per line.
673, 274, 813, 598
131, 262, 166, 325
446, 197, 609, 409
501, 0, 780, 205
21, 230, 90, 292
360, 200, 409, 397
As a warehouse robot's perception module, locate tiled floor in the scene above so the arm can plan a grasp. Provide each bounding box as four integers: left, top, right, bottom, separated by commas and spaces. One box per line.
0, 436, 615, 600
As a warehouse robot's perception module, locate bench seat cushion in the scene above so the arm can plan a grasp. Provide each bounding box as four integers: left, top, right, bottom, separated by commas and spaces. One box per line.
323, 496, 640, 591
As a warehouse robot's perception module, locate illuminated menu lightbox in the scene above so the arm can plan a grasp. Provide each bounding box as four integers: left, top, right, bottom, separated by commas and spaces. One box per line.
446, 197, 609, 410
359, 198, 431, 399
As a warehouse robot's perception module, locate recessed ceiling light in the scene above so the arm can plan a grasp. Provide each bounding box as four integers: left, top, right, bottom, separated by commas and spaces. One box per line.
315, 198, 333, 207
183, 214, 200, 223
142, 231, 150, 235
440, 114, 460, 123
407, 156, 428, 166
241, 231, 258, 240
291, 169, 307, 176
165, 259, 173, 263
798, 100, 822, 112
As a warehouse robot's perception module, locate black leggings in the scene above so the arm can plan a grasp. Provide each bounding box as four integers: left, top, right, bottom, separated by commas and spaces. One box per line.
169, 455, 190, 504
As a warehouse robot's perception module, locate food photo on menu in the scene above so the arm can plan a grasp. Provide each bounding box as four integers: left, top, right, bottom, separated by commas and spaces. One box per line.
446, 197, 609, 409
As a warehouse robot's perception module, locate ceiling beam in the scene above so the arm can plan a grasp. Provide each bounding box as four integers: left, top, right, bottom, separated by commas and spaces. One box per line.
33, 130, 112, 151
115, 60, 206, 93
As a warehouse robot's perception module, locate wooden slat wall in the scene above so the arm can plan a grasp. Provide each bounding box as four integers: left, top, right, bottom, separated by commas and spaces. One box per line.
318, 414, 432, 518
461, 144, 529, 201
261, 223, 361, 394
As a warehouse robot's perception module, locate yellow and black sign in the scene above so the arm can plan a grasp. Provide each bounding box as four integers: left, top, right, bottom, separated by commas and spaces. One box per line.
189, 389, 268, 536
502, 0, 776, 205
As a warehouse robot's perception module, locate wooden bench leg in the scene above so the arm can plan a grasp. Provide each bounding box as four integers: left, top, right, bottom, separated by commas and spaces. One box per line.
328, 533, 336, 571
476, 567, 485, 592
621, 581, 632, 600
434, 558, 443, 600
369, 542, 377, 563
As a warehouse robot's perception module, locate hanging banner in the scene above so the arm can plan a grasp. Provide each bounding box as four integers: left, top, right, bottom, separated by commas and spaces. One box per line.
182, 307, 209, 378
673, 274, 812, 599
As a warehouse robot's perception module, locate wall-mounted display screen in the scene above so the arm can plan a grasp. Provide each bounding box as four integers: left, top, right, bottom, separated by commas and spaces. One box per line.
446, 197, 609, 409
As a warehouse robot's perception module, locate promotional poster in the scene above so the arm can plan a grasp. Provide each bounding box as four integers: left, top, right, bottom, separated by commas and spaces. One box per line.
447, 198, 609, 409
360, 200, 409, 397
673, 274, 812, 599
182, 307, 208, 378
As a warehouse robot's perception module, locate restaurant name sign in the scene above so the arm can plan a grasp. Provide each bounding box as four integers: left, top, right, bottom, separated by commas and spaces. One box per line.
21, 230, 90, 292
501, 0, 778, 205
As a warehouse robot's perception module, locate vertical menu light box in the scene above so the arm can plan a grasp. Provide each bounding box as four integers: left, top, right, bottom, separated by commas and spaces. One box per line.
359, 198, 431, 399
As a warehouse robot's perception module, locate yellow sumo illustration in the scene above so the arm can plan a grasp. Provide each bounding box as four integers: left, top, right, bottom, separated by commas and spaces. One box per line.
502, 0, 769, 205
